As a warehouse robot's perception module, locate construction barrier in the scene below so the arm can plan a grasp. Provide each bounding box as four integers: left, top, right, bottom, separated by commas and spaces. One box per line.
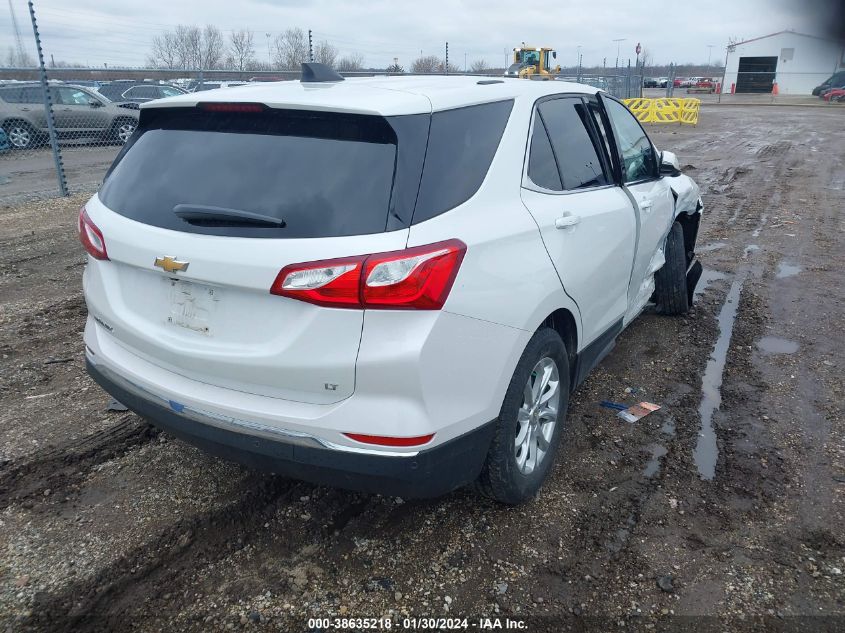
621, 97, 701, 125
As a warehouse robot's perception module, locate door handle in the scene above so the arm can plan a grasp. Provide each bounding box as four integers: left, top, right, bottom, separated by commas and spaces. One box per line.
555, 213, 581, 229
639, 197, 653, 212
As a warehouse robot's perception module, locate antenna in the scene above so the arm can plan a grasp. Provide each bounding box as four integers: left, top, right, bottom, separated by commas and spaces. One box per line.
8, 0, 27, 65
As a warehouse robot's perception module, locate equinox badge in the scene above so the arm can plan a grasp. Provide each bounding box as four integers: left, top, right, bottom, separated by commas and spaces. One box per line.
154, 256, 190, 274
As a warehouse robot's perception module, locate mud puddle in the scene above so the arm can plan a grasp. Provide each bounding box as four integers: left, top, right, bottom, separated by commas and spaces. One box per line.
757, 336, 799, 355
693, 276, 745, 480
776, 262, 802, 279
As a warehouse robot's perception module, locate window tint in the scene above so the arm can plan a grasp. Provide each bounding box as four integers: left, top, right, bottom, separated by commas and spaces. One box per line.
100, 108, 428, 239
527, 117, 562, 191
537, 97, 609, 190
125, 86, 158, 99
160, 86, 182, 97
603, 98, 657, 183
413, 100, 513, 224
3, 86, 46, 104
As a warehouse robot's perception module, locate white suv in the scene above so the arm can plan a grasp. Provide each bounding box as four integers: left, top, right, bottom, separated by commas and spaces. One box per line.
81, 65, 702, 504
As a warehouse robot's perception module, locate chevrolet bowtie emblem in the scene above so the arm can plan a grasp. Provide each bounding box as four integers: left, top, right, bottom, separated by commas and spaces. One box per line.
154, 256, 190, 274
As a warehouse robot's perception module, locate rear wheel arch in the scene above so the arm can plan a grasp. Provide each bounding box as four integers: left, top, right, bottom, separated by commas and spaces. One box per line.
539, 308, 578, 390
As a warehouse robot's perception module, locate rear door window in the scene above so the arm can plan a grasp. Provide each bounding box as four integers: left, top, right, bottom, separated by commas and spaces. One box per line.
412, 100, 513, 224
99, 107, 428, 239
533, 97, 610, 190
527, 117, 563, 191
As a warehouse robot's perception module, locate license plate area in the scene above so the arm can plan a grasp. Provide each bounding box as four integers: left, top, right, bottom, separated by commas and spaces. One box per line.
165, 278, 220, 335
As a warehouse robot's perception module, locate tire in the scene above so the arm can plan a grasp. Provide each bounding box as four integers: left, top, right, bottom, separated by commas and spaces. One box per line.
654, 221, 689, 315
5, 120, 38, 150
477, 327, 570, 504
110, 118, 136, 144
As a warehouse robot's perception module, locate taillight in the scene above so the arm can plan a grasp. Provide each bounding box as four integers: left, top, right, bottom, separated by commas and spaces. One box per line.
270, 239, 466, 310
78, 207, 108, 260
198, 102, 264, 112
343, 432, 435, 447
271, 256, 365, 308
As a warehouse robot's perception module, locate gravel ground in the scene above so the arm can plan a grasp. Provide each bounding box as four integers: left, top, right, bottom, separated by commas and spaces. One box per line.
0, 105, 843, 632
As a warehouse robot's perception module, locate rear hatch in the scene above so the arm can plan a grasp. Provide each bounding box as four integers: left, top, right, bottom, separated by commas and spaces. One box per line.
86, 104, 429, 404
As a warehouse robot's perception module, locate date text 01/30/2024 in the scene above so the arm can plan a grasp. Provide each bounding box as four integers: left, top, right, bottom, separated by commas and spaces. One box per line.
306, 617, 527, 630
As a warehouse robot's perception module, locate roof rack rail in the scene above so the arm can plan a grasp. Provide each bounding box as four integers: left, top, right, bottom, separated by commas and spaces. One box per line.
300, 62, 345, 83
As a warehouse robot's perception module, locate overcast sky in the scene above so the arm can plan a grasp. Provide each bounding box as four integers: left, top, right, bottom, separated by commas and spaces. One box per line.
0, 0, 838, 69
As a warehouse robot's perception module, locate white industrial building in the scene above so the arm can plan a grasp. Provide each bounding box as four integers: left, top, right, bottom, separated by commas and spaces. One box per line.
722, 30, 845, 94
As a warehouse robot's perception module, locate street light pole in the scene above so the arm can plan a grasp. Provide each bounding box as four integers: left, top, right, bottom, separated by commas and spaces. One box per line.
266, 33, 271, 67
707, 44, 714, 67
613, 38, 625, 69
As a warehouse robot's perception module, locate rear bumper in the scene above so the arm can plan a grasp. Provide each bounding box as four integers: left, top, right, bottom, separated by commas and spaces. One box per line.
86, 357, 495, 498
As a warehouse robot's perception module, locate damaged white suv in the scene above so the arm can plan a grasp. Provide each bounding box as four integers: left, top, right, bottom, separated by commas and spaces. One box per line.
81, 64, 702, 504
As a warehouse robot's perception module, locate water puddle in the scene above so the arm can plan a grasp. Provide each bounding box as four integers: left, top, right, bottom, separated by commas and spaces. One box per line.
743, 244, 759, 258
776, 262, 802, 279
751, 213, 768, 238
757, 336, 799, 355
698, 241, 726, 253
643, 444, 668, 478
660, 417, 676, 437
693, 269, 727, 300
694, 276, 745, 480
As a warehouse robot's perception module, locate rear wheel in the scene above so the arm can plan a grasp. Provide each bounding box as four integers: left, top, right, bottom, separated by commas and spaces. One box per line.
654, 221, 689, 315
477, 327, 569, 504
5, 120, 38, 150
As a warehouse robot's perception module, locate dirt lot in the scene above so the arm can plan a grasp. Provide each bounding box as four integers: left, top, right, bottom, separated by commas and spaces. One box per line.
1, 105, 843, 632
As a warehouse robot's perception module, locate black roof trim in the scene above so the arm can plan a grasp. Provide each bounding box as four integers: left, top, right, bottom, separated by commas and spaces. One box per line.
301, 62, 345, 83
477, 79, 504, 85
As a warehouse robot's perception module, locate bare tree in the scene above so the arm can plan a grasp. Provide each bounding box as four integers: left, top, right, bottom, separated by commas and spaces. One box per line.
273, 27, 309, 69
200, 25, 225, 70
228, 29, 256, 71
640, 47, 652, 70
437, 59, 460, 74
411, 55, 440, 73
338, 53, 365, 72
470, 59, 490, 73
313, 40, 338, 68
149, 31, 179, 68
148, 24, 226, 70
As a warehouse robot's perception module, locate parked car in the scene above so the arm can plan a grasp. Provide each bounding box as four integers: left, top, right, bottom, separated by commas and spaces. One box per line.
657, 77, 669, 88
643, 77, 659, 88
190, 81, 249, 92
95, 81, 186, 104
0, 126, 10, 152
687, 78, 716, 94
0, 83, 139, 149
822, 88, 845, 102
812, 71, 845, 96
81, 65, 703, 503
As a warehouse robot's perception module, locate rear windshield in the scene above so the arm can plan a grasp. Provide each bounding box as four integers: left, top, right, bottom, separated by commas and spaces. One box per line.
99, 107, 427, 239
99, 100, 512, 239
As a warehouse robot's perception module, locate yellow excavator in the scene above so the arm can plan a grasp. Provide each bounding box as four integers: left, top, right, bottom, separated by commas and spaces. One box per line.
504, 44, 560, 79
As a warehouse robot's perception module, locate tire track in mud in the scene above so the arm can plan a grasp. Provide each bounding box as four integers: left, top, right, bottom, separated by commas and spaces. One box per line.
23, 475, 300, 633
0, 415, 159, 510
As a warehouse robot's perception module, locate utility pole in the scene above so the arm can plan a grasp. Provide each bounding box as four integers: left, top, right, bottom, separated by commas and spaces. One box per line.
706, 44, 714, 67
445, 41, 448, 75
308, 29, 313, 63
8, 0, 27, 66
576, 45, 581, 70
464, 52, 467, 73
266, 33, 271, 67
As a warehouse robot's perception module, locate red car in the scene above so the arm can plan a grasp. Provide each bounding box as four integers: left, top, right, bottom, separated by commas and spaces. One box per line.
688, 78, 716, 94
823, 88, 845, 102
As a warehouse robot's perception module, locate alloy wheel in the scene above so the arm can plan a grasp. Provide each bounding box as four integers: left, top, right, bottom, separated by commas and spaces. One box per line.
514, 356, 560, 475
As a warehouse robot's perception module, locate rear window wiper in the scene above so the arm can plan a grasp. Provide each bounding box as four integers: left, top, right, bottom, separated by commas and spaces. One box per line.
173, 204, 286, 228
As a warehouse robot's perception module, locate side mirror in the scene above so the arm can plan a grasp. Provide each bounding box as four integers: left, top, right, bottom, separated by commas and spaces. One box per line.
659, 150, 681, 177
88, 99, 103, 108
